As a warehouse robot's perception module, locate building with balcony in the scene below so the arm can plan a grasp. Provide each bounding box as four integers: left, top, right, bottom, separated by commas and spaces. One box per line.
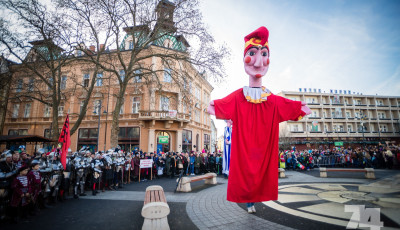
1, 1, 213, 154
278, 90, 400, 149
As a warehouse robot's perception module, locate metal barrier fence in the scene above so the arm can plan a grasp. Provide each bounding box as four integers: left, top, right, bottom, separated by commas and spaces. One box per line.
314, 155, 345, 167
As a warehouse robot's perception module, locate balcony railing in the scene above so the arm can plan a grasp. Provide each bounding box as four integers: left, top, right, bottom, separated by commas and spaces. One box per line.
138, 110, 191, 122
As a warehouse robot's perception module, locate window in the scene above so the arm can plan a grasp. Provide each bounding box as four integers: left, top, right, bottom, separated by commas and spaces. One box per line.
119, 70, 125, 82
347, 125, 352, 132
203, 112, 207, 125
58, 104, 64, 117
194, 109, 200, 122
16, 79, 23, 92
80, 101, 85, 113
77, 50, 82, 56
78, 128, 98, 139
83, 74, 90, 87
331, 111, 335, 118
132, 97, 140, 113
12, 104, 20, 118
28, 78, 34, 92
129, 41, 134, 50
292, 124, 299, 132
182, 130, 192, 152
164, 68, 172, 83
312, 111, 317, 117
160, 96, 169, 111
24, 103, 31, 118
96, 73, 103, 86
346, 111, 350, 118
118, 127, 140, 139
119, 102, 124, 114
8, 129, 28, 135
44, 105, 51, 117
48, 78, 53, 90
323, 111, 326, 118
134, 70, 142, 83
61, 75, 67, 89
94, 100, 101, 114
195, 87, 201, 100
380, 125, 387, 132
182, 102, 187, 114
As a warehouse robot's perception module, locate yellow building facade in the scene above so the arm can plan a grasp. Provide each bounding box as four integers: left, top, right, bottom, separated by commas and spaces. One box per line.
3, 33, 213, 154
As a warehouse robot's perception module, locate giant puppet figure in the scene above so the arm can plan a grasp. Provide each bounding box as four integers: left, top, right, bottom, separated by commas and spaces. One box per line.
207, 26, 311, 213
223, 120, 232, 177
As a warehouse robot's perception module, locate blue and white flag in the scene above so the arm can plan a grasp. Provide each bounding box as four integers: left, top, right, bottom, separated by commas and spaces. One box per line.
223, 126, 232, 175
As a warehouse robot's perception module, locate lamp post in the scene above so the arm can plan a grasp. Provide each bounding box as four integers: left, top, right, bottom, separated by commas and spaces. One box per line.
358, 109, 367, 148
93, 100, 102, 152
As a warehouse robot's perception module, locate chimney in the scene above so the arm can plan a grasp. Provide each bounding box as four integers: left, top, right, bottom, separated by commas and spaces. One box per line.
100, 44, 105, 51
89, 45, 95, 52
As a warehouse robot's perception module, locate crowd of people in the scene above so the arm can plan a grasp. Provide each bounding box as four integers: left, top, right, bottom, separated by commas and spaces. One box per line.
0, 146, 223, 223
279, 144, 400, 170
1, 143, 399, 223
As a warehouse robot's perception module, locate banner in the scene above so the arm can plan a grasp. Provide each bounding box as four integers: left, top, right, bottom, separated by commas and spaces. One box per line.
158, 136, 169, 144
58, 114, 70, 170
140, 159, 153, 168
168, 110, 177, 118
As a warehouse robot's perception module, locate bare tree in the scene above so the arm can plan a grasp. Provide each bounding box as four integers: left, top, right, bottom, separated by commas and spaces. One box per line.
58, 0, 228, 148
0, 0, 104, 139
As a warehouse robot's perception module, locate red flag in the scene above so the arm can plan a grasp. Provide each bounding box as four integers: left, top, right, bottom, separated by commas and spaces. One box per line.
58, 114, 70, 170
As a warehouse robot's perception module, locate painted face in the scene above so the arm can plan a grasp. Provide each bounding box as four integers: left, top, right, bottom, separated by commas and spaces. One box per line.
244, 46, 269, 78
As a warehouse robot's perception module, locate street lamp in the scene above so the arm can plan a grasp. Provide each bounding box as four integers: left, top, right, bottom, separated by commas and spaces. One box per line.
93, 100, 102, 152
357, 110, 367, 148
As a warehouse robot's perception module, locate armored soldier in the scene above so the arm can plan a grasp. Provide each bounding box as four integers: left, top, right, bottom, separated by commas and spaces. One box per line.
102, 151, 114, 191
47, 152, 63, 203
73, 151, 89, 198
90, 153, 103, 195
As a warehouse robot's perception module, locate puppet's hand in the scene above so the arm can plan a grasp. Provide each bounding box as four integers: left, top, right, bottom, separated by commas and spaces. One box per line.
207, 100, 215, 115
301, 102, 311, 115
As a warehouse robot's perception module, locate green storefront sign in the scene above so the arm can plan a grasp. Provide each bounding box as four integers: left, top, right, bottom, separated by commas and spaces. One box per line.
334, 141, 343, 146
159, 136, 169, 144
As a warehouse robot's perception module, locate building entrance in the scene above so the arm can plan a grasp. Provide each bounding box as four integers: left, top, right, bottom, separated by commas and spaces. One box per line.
157, 131, 170, 153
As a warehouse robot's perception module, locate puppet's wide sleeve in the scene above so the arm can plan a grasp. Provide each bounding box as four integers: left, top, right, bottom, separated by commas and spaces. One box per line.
275, 95, 306, 123
214, 90, 239, 121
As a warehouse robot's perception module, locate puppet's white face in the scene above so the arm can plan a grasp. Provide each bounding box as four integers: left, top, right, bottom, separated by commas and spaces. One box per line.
244, 46, 269, 78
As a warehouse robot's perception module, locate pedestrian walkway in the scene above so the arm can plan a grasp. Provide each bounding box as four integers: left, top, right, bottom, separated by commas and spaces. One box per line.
4, 170, 400, 230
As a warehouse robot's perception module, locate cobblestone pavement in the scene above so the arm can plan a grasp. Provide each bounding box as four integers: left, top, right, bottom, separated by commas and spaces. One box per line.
5, 170, 398, 230
186, 177, 294, 230
78, 169, 400, 230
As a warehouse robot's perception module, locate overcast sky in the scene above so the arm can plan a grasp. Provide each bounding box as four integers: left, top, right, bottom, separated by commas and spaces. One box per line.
199, 0, 400, 136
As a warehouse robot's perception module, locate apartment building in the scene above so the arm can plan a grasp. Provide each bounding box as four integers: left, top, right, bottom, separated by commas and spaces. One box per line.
278, 90, 400, 148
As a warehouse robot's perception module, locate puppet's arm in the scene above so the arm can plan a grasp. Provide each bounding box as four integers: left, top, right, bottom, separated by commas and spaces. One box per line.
207, 100, 215, 115
301, 101, 311, 116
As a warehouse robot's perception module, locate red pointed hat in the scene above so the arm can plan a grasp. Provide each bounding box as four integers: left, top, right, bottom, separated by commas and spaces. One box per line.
244, 26, 269, 56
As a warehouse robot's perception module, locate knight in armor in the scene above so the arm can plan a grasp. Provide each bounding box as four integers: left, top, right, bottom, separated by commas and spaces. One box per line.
60, 149, 73, 201
90, 153, 103, 195
47, 151, 63, 203
72, 149, 89, 198
10, 165, 32, 222
113, 150, 124, 189
102, 150, 114, 191
0, 152, 17, 221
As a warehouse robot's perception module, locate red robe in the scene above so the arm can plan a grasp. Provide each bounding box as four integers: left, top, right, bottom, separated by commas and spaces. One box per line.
214, 89, 305, 203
